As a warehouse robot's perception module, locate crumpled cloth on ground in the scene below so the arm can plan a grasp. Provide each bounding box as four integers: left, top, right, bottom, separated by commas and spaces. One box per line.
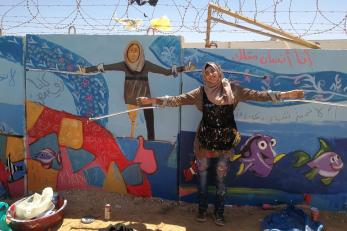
261, 204, 324, 231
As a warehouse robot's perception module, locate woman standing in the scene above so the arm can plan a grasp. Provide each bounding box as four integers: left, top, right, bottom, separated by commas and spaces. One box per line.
137, 61, 304, 226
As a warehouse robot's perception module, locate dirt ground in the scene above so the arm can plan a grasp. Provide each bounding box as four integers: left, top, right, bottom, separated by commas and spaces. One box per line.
6, 189, 347, 231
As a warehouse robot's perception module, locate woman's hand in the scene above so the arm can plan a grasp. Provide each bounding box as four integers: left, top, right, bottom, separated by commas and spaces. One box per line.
184, 63, 196, 72
136, 97, 156, 106
280, 90, 304, 99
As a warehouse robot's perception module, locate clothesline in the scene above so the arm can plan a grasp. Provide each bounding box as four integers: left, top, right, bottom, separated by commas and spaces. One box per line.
88, 106, 158, 121
88, 100, 347, 121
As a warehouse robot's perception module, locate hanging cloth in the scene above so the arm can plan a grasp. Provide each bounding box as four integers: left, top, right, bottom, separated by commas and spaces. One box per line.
129, 0, 158, 6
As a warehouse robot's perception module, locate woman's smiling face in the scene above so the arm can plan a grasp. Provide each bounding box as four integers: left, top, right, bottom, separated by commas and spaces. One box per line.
204, 65, 220, 85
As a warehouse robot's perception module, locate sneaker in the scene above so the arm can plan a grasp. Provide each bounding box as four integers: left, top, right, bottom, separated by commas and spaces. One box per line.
213, 213, 225, 226
107, 223, 134, 231
195, 211, 207, 222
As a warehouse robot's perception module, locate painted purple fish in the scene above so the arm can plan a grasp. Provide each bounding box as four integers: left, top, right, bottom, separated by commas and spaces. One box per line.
33, 148, 62, 169
236, 134, 284, 177
293, 139, 343, 185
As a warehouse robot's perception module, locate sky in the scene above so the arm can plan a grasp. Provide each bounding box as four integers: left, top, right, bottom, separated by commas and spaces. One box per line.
0, 0, 347, 43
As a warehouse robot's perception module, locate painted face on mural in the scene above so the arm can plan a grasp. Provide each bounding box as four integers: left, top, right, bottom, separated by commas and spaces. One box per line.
127, 44, 140, 63
204, 65, 220, 85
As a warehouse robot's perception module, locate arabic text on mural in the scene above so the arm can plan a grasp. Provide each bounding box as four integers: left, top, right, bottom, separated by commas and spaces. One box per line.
233, 49, 313, 67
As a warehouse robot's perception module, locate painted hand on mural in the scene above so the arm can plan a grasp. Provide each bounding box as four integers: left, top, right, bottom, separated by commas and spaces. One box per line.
171, 62, 196, 77
76, 65, 86, 74
183, 60, 196, 72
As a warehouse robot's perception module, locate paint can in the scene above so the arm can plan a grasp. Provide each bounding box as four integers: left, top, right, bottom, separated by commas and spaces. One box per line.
104, 203, 111, 220
310, 207, 319, 221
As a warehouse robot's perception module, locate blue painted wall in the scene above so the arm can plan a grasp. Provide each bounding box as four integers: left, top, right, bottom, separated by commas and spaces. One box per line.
0, 36, 25, 136
1, 35, 347, 211
179, 48, 347, 211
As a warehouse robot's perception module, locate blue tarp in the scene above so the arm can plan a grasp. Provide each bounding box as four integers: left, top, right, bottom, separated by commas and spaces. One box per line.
261, 204, 324, 231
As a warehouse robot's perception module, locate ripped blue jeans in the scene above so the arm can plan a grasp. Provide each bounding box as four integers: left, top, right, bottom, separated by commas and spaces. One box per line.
196, 153, 230, 216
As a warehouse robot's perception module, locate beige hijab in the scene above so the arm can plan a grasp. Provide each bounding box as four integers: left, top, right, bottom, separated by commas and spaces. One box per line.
124, 41, 145, 72
203, 62, 235, 105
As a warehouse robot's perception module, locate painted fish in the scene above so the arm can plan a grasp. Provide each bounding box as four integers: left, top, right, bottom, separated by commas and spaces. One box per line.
235, 134, 285, 177
293, 139, 343, 185
33, 148, 62, 169
6, 156, 25, 182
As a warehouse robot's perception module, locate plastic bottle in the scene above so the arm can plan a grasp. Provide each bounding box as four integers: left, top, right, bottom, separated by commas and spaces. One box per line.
311, 207, 319, 221
104, 204, 111, 220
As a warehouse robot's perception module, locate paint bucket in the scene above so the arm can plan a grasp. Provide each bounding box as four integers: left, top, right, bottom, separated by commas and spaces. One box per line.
310, 207, 319, 221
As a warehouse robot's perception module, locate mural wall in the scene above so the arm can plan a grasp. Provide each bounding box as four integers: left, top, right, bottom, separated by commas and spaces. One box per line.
25, 35, 182, 199
179, 48, 347, 211
0, 36, 26, 198
0, 35, 346, 211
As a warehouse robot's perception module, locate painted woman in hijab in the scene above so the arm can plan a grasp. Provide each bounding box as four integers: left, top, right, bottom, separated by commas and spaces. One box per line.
79, 40, 184, 140
136, 61, 304, 226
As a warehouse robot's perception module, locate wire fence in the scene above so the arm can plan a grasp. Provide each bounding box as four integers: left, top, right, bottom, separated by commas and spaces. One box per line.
0, 0, 346, 42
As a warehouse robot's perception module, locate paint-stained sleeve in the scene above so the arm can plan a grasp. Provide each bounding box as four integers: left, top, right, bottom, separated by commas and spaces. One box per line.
232, 83, 272, 103
157, 87, 203, 111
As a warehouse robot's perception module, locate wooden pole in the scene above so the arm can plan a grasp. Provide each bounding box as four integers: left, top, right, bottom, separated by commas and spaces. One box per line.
205, 4, 213, 48
207, 3, 320, 49
211, 17, 296, 44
